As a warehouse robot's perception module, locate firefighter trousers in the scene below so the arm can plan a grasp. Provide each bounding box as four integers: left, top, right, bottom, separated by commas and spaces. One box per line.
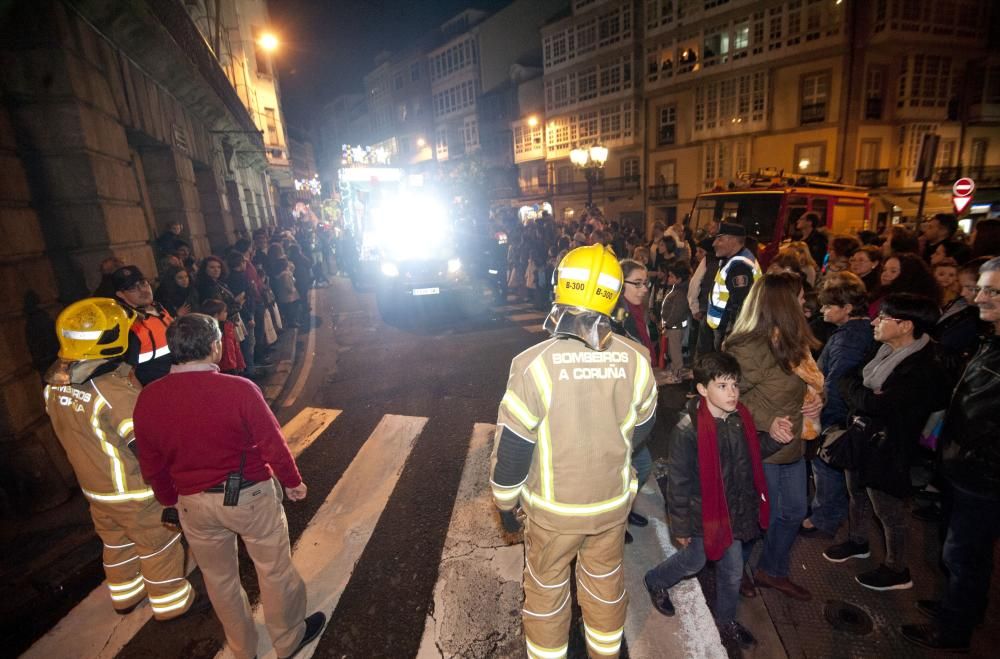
178, 478, 306, 659
522, 518, 628, 659
90, 498, 193, 619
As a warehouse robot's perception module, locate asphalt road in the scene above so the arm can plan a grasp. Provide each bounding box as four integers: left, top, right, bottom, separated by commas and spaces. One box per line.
117, 276, 550, 658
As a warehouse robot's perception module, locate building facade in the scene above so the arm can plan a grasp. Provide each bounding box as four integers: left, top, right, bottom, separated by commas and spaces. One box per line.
0, 0, 289, 514
643, 0, 998, 229
536, 0, 645, 229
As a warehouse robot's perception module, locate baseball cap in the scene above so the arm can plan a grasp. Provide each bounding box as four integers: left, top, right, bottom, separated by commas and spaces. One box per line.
110, 266, 147, 291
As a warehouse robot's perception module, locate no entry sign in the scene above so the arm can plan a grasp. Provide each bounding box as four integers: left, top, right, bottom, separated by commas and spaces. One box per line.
952, 177, 975, 214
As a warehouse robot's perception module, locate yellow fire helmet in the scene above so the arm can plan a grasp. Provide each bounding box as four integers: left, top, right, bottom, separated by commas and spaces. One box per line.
553, 244, 623, 317
55, 297, 137, 361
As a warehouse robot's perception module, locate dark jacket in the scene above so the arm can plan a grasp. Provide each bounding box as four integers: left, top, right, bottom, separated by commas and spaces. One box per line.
659, 281, 691, 329
666, 401, 761, 541
803, 229, 828, 269
818, 318, 874, 429
840, 340, 952, 497
941, 336, 1000, 500
611, 302, 660, 360
933, 298, 980, 362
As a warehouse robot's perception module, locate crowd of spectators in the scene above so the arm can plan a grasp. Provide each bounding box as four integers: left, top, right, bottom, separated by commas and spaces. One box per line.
95, 212, 332, 381
504, 207, 999, 651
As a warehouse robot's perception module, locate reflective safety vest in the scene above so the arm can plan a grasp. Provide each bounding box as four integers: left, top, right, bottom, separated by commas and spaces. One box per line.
131, 306, 173, 364
491, 334, 658, 535
44, 364, 154, 504
706, 247, 762, 329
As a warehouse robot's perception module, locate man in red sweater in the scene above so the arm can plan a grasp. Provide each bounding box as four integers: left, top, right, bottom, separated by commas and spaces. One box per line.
134, 314, 324, 659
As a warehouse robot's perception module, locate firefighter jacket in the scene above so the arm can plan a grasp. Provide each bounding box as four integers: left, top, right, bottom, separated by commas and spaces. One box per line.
490, 333, 658, 535
45, 363, 154, 504
125, 303, 173, 385
706, 247, 761, 331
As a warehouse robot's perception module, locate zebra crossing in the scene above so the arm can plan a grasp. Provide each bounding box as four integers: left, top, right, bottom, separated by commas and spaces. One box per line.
23, 405, 724, 659
496, 301, 549, 335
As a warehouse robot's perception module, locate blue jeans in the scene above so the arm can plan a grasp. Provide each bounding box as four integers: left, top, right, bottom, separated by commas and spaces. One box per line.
808, 458, 848, 535
632, 446, 653, 488
646, 538, 744, 623
940, 486, 1000, 638
758, 459, 808, 578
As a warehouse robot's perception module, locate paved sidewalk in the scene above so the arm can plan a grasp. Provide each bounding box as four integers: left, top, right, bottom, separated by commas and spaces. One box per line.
1, 325, 302, 657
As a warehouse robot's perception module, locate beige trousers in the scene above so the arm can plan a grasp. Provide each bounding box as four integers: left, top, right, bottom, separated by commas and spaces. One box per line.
90, 498, 193, 619
522, 519, 628, 659
178, 479, 306, 659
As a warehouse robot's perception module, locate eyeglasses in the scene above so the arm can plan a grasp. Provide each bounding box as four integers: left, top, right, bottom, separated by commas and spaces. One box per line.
124, 279, 150, 291
874, 312, 903, 323
972, 286, 1000, 299
624, 280, 652, 288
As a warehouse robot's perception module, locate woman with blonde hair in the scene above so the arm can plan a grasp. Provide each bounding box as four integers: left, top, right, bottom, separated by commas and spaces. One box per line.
725, 272, 823, 602
779, 241, 818, 287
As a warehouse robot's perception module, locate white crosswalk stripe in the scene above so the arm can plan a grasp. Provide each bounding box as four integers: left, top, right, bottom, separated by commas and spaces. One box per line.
215, 413, 426, 659
415, 424, 725, 659
24, 406, 342, 659
497, 303, 548, 335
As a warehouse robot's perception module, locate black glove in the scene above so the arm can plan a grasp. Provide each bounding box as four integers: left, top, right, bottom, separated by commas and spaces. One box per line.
161, 507, 181, 531
499, 508, 522, 533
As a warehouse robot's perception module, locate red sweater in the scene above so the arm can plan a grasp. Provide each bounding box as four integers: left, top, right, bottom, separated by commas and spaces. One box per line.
134, 365, 302, 506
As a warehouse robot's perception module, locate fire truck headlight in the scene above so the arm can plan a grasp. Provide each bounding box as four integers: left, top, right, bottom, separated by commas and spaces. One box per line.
380, 262, 400, 277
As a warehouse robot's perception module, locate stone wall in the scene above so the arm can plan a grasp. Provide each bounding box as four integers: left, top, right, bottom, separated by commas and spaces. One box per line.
0, 0, 277, 515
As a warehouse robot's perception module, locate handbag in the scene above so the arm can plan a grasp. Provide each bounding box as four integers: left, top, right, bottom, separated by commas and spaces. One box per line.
818, 416, 884, 470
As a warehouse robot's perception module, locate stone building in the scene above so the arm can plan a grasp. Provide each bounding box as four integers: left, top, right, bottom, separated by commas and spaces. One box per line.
0, 0, 287, 515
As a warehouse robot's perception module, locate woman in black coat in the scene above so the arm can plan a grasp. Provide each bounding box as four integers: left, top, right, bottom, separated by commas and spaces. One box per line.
826, 294, 951, 592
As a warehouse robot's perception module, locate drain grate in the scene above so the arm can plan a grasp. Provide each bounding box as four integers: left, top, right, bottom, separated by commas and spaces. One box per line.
823, 599, 874, 636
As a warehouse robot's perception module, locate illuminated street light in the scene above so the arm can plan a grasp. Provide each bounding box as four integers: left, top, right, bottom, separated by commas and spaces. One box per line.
258, 32, 279, 52
527, 115, 539, 127
570, 144, 608, 210
416, 137, 426, 148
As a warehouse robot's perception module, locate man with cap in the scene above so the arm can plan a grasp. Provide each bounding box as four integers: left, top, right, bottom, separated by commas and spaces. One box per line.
490, 244, 658, 658
112, 266, 174, 385
43, 298, 202, 620
705, 222, 762, 349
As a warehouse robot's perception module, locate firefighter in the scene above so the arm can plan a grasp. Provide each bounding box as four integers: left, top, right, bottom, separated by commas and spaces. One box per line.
111, 266, 174, 385
490, 244, 658, 659
43, 298, 201, 620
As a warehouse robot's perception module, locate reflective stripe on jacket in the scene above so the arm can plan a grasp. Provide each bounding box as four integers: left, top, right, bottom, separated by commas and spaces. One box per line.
131, 308, 173, 364
44, 364, 154, 503
491, 334, 657, 534
706, 248, 761, 329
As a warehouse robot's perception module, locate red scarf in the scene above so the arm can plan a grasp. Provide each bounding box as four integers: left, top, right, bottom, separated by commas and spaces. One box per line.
625, 301, 654, 361
697, 398, 770, 561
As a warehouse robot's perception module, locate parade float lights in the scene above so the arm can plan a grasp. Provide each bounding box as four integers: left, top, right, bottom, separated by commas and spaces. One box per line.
374, 192, 453, 270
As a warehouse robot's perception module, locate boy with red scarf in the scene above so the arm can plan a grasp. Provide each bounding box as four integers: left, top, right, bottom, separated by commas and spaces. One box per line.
643, 352, 769, 650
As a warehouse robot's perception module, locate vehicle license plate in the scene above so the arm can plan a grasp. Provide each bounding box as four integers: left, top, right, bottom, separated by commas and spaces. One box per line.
412, 287, 440, 296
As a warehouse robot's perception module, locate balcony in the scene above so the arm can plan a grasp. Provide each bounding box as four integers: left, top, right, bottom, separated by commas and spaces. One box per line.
648, 184, 679, 201
855, 169, 889, 188
553, 176, 641, 197
934, 166, 1000, 187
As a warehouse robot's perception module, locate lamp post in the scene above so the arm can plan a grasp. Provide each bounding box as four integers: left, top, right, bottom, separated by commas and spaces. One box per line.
570, 144, 609, 210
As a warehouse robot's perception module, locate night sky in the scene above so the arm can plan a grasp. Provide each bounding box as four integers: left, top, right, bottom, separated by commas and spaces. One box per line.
268, 0, 513, 130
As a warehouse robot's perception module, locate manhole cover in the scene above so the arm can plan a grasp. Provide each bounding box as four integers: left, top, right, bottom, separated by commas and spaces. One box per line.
824, 599, 874, 636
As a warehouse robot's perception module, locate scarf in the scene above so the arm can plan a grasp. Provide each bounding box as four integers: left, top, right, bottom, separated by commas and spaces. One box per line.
697, 398, 770, 561
862, 333, 930, 392
792, 353, 825, 440
625, 300, 654, 360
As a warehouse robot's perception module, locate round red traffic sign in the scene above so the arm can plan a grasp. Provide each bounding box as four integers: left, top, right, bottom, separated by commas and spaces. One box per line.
953, 177, 975, 197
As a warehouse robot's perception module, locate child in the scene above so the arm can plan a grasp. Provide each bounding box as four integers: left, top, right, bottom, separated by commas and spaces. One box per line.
643, 352, 770, 650
659, 259, 692, 383
271, 257, 301, 329
201, 299, 246, 375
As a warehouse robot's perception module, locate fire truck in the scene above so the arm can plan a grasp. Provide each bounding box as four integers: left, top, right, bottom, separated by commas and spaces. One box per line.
688, 176, 872, 267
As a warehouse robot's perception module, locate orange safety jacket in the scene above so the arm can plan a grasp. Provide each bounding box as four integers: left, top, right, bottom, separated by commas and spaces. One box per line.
125, 303, 173, 385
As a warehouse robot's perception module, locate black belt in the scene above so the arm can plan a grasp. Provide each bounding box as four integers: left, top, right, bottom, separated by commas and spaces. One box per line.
204, 479, 259, 493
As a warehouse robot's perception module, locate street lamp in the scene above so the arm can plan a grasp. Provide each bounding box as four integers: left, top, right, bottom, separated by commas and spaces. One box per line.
257, 32, 279, 52
527, 115, 539, 127
570, 144, 609, 210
